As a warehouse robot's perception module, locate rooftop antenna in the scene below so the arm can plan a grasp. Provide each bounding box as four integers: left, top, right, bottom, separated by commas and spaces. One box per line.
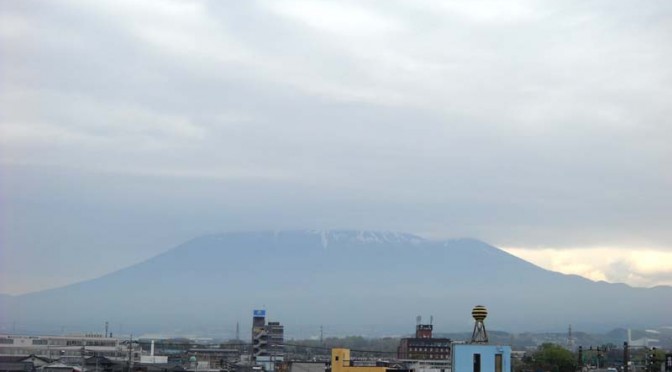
430, 315, 434, 325
236, 322, 240, 341
471, 305, 489, 343
105, 322, 109, 338
416, 315, 421, 326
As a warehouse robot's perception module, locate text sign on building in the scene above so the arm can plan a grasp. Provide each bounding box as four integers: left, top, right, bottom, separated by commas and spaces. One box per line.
253, 310, 266, 317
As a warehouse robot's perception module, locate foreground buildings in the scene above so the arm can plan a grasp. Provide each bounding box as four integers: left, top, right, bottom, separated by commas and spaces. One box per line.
0, 306, 515, 372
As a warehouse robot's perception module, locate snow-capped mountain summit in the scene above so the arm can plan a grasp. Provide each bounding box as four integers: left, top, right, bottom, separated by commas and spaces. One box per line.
1, 230, 669, 336
307, 229, 425, 247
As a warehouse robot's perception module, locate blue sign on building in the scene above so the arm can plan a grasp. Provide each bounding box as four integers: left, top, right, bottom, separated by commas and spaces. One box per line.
253, 309, 266, 317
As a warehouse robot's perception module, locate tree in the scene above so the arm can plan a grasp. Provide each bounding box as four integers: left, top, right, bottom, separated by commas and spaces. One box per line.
529, 343, 577, 372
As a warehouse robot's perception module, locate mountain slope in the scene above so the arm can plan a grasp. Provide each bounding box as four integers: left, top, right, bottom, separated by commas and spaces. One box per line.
1, 231, 669, 336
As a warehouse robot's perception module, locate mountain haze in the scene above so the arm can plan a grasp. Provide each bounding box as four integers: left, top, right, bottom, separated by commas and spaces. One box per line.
1, 231, 669, 337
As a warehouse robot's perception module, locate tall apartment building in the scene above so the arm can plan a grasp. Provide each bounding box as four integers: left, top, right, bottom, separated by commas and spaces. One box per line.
251, 310, 284, 367
265, 322, 284, 358
252, 310, 268, 361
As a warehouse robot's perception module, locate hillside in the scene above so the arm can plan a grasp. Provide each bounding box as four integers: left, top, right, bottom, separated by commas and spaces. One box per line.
0, 231, 670, 337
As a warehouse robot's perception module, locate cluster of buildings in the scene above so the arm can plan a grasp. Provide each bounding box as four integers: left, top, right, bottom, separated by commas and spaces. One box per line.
0, 334, 224, 372
1, 307, 512, 372
288, 307, 509, 372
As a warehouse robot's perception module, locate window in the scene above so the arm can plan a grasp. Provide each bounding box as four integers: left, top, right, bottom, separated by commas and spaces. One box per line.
473, 353, 481, 372
495, 354, 503, 372
0, 338, 14, 344
33, 340, 48, 345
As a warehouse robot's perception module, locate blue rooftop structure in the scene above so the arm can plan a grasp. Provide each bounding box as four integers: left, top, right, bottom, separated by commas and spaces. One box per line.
452, 344, 511, 372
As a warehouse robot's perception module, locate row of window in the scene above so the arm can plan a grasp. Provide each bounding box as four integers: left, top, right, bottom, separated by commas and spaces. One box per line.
410, 353, 449, 359
0, 348, 123, 357
472, 353, 503, 372
0, 339, 117, 347
408, 347, 449, 352
52, 340, 117, 347
408, 343, 450, 347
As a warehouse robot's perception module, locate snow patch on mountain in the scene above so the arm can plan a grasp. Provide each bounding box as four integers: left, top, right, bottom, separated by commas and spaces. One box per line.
307, 229, 425, 246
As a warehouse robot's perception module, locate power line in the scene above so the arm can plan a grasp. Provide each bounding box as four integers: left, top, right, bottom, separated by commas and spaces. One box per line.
215, 342, 396, 355
281, 342, 396, 355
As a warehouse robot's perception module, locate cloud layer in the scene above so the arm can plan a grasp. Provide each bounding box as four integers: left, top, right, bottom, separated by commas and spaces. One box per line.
503, 247, 672, 287
1, 0, 671, 293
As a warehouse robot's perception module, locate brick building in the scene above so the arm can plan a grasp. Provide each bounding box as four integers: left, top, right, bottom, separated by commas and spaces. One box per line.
397, 323, 451, 360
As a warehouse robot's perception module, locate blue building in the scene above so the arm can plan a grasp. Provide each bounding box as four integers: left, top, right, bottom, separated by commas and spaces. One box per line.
451, 344, 511, 372
451, 306, 511, 372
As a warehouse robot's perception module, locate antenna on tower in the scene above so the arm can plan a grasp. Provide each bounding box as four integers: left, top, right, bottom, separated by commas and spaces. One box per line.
416, 315, 421, 326
471, 305, 489, 343
236, 322, 240, 341
105, 321, 109, 338
430, 315, 433, 325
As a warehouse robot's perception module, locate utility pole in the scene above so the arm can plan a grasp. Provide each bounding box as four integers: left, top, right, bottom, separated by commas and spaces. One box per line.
648, 347, 657, 372
81, 342, 86, 372
568, 324, 574, 350
578, 346, 583, 370
127, 334, 133, 372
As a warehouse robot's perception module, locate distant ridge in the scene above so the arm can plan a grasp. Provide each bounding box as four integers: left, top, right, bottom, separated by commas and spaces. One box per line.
1, 230, 670, 337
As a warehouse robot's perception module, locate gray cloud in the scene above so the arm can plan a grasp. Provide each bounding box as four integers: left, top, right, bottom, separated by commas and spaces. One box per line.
1, 0, 671, 293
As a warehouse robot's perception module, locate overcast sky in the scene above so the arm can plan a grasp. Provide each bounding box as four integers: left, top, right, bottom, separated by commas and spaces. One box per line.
1, 0, 671, 294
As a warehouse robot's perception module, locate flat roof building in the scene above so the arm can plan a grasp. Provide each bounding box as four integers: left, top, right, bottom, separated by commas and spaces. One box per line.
451, 344, 511, 372
397, 322, 451, 360
0, 334, 122, 359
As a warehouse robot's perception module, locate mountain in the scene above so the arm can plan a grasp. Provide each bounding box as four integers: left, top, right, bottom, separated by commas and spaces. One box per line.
1, 230, 670, 337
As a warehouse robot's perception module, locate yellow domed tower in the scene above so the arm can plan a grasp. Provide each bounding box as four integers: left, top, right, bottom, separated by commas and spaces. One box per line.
471, 305, 488, 343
